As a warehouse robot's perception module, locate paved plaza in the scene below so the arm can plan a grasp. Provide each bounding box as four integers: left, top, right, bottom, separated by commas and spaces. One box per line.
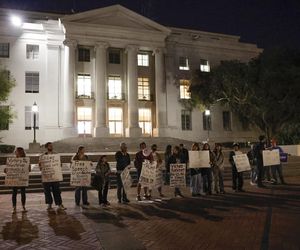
0, 176, 300, 250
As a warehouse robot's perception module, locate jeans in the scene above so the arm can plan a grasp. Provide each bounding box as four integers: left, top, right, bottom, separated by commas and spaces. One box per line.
271, 164, 285, 183
232, 166, 244, 190
264, 166, 271, 181
201, 168, 212, 194
98, 181, 109, 204
250, 165, 257, 183
190, 173, 202, 194
75, 187, 88, 205
212, 167, 224, 192
43, 182, 62, 205
12, 187, 26, 207
116, 173, 127, 201
257, 162, 264, 186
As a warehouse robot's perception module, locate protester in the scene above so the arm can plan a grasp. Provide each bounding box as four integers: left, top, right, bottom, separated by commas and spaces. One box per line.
254, 135, 266, 188
189, 143, 202, 197
264, 139, 272, 181
72, 146, 90, 206
95, 155, 111, 206
4, 147, 30, 213
149, 144, 164, 197
212, 143, 225, 194
164, 145, 172, 184
269, 139, 286, 185
179, 144, 189, 164
115, 142, 131, 203
39, 142, 66, 211
201, 143, 214, 195
247, 144, 257, 185
229, 143, 245, 192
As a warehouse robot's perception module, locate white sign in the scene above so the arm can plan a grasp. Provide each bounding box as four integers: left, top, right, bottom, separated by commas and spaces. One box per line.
5, 157, 30, 187
263, 149, 280, 166
233, 154, 251, 172
154, 161, 163, 188
121, 165, 132, 194
70, 161, 92, 187
40, 154, 63, 182
188, 151, 210, 168
139, 161, 156, 188
170, 164, 186, 188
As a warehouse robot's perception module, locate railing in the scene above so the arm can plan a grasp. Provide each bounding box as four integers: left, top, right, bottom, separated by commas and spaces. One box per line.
76, 91, 95, 99
107, 93, 126, 100
138, 94, 153, 101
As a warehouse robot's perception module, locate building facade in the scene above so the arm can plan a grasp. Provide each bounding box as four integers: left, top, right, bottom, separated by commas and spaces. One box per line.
0, 5, 262, 148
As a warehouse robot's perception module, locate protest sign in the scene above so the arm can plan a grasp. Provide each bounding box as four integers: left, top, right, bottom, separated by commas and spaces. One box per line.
121, 165, 132, 194
188, 151, 210, 168
263, 149, 280, 166
154, 161, 164, 188
233, 154, 251, 172
5, 157, 30, 187
139, 161, 156, 188
70, 161, 92, 187
40, 154, 63, 182
170, 164, 186, 188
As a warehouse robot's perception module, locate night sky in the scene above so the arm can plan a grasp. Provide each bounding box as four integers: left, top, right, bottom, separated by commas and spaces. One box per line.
0, 0, 299, 49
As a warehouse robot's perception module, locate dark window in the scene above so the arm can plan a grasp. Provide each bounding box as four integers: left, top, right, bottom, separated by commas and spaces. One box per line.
181, 110, 192, 130
223, 111, 231, 131
0, 106, 9, 130
0, 43, 9, 58
203, 112, 212, 130
78, 48, 90, 62
25, 72, 39, 93
26, 44, 39, 59
109, 50, 121, 64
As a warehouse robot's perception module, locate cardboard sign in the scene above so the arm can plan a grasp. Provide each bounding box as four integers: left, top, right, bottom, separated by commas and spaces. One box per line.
263, 149, 280, 166
233, 154, 251, 172
170, 164, 186, 188
40, 154, 63, 182
5, 157, 30, 187
121, 165, 132, 194
154, 161, 164, 188
139, 161, 156, 188
70, 161, 92, 187
188, 151, 210, 168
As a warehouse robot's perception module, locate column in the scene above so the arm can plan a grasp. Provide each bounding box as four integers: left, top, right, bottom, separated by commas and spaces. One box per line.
94, 41, 109, 137
125, 45, 142, 137
153, 48, 168, 136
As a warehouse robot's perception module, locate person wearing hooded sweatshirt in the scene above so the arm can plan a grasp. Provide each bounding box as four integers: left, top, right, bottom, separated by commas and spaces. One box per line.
201, 143, 215, 195
212, 143, 225, 194
189, 143, 202, 196
229, 143, 245, 192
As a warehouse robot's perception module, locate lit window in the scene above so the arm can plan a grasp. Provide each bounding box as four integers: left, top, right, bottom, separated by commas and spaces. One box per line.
109, 107, 123, 135
138, 77, 150, 100
203, 112, 212, 131
77, 74, 91, 98
200, 59, 210, 72
109, 50, 121, 64
139, 108, 152, 135
26, 44, 39, 59
77, 107, 92, 134
78, 48, 90, 62
137, 53, 149, 66
108, 76, 122, 100
179, 79, 191, 99
0, 43, 9, 58
181, 110, 192, 130
223, 111, 232, 131
179, 57, 189, 70
25, 106, 39, 130
0, 106, 9, 130
25, 72, 39, 93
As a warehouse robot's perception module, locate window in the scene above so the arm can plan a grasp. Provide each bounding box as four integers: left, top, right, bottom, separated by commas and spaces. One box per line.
108, 107, 123, 135
0, 106, 9, 130
203, 112, 211, 130
26, 44, 39, 59
137, 53, 149, 66
77, 74, 91, 98
77, 107, 92, 134
223, 111, 231, 131
78, 48, 90, 62
179, 57, 189, 70
109, 50, 121, 64
139, 108, 152, 135
138, 77, 150, 100
25, 106, 39, 130
179, 79, 191, 99
181, 110, 192, 130
200, 59, 210, 72
108, 76, 122, 100
25, 72, 39, 93
0, 43, 9, 58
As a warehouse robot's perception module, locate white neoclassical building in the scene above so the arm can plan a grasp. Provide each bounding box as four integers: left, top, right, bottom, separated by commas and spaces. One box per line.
0, 5, 262, 148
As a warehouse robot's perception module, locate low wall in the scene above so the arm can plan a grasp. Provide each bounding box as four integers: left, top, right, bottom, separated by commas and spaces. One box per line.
280, 145, 300, 156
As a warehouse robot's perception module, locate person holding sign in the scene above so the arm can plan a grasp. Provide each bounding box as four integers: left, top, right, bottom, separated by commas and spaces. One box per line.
212, 143, 225, 194
115, 142, 131, 203
229, 143, 245, 192
189, 143, 203, 197
95, 155, 111, 206
39, 142, 66, 211
254, 135, 266, 188
4, 147, 30, 213
72, 146, 90, 206
201, 143, 215, 195
269, 139, 286, 185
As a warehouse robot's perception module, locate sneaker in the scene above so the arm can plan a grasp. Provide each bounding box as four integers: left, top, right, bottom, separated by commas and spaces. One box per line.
104, 201, 110, 206
250, 181, 256, 186
47, 204, 53, 210
58, 205, 66, 210
22, 205, 27, 212
122, 198, 130, 203
136, 195, 142, 201
83, 202, 90, 206
12, 207, 16, 214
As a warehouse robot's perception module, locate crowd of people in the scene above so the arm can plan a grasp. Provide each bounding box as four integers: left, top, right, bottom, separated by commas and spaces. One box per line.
4, 135, 287, 213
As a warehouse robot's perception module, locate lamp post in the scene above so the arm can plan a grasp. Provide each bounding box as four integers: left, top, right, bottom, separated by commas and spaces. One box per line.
205, 109, 210, 142
32, 102, 38, 143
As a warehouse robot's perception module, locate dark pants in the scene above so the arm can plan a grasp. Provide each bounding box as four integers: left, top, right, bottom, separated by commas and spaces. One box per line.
271, 164, 285, 183
75, 187, 88, 205
232, 167, 244, 190
201, 168, 212, 194
12, 187, 26, 207
98, 181, 109, 204
257, 162, 264, 186
43, 182, 62, 206
116, 173, 127, 201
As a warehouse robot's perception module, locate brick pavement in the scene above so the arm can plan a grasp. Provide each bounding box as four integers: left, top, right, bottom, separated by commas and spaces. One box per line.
0, 176, 300, 250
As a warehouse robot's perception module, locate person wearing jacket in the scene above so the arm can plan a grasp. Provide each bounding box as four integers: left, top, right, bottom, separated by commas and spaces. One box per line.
254, 135, 266, 188
95, 155, 111, 206
269, 139, 286, 185
149, 144, 164, 197
212, 143, 225, 194
229, 143, 245, 192
189, 143, 202, 197
201, 143, 215, 195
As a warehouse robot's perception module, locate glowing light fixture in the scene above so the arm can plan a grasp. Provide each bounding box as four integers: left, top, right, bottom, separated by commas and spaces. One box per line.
11, 15, 22, 27
205, 109, 211, 116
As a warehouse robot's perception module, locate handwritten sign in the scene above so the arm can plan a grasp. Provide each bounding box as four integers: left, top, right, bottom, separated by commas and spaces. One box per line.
121, 165, 132, 194
188, 151, 210, 168
170, 164, 186, 188
233, 154, 251, 172
40, 154, 63, 182
139, 161, 156, 188
70, 161, 92, 187
5, 157, 30, 187
263, 149, 280, 166
154, 161, 164, 188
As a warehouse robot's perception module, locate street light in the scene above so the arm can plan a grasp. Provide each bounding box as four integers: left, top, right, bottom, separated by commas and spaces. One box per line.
32, 102, 38, 143
205, 109, 211, 141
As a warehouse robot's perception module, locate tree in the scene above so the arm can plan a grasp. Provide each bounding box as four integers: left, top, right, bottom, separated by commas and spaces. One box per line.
190, 48, 300, 139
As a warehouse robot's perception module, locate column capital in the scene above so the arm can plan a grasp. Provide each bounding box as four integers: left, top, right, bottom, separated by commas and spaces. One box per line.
125, 44, 139, 54
95, 41, 109, 50
63, 39, 77, 48
152, 47, 167, 56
